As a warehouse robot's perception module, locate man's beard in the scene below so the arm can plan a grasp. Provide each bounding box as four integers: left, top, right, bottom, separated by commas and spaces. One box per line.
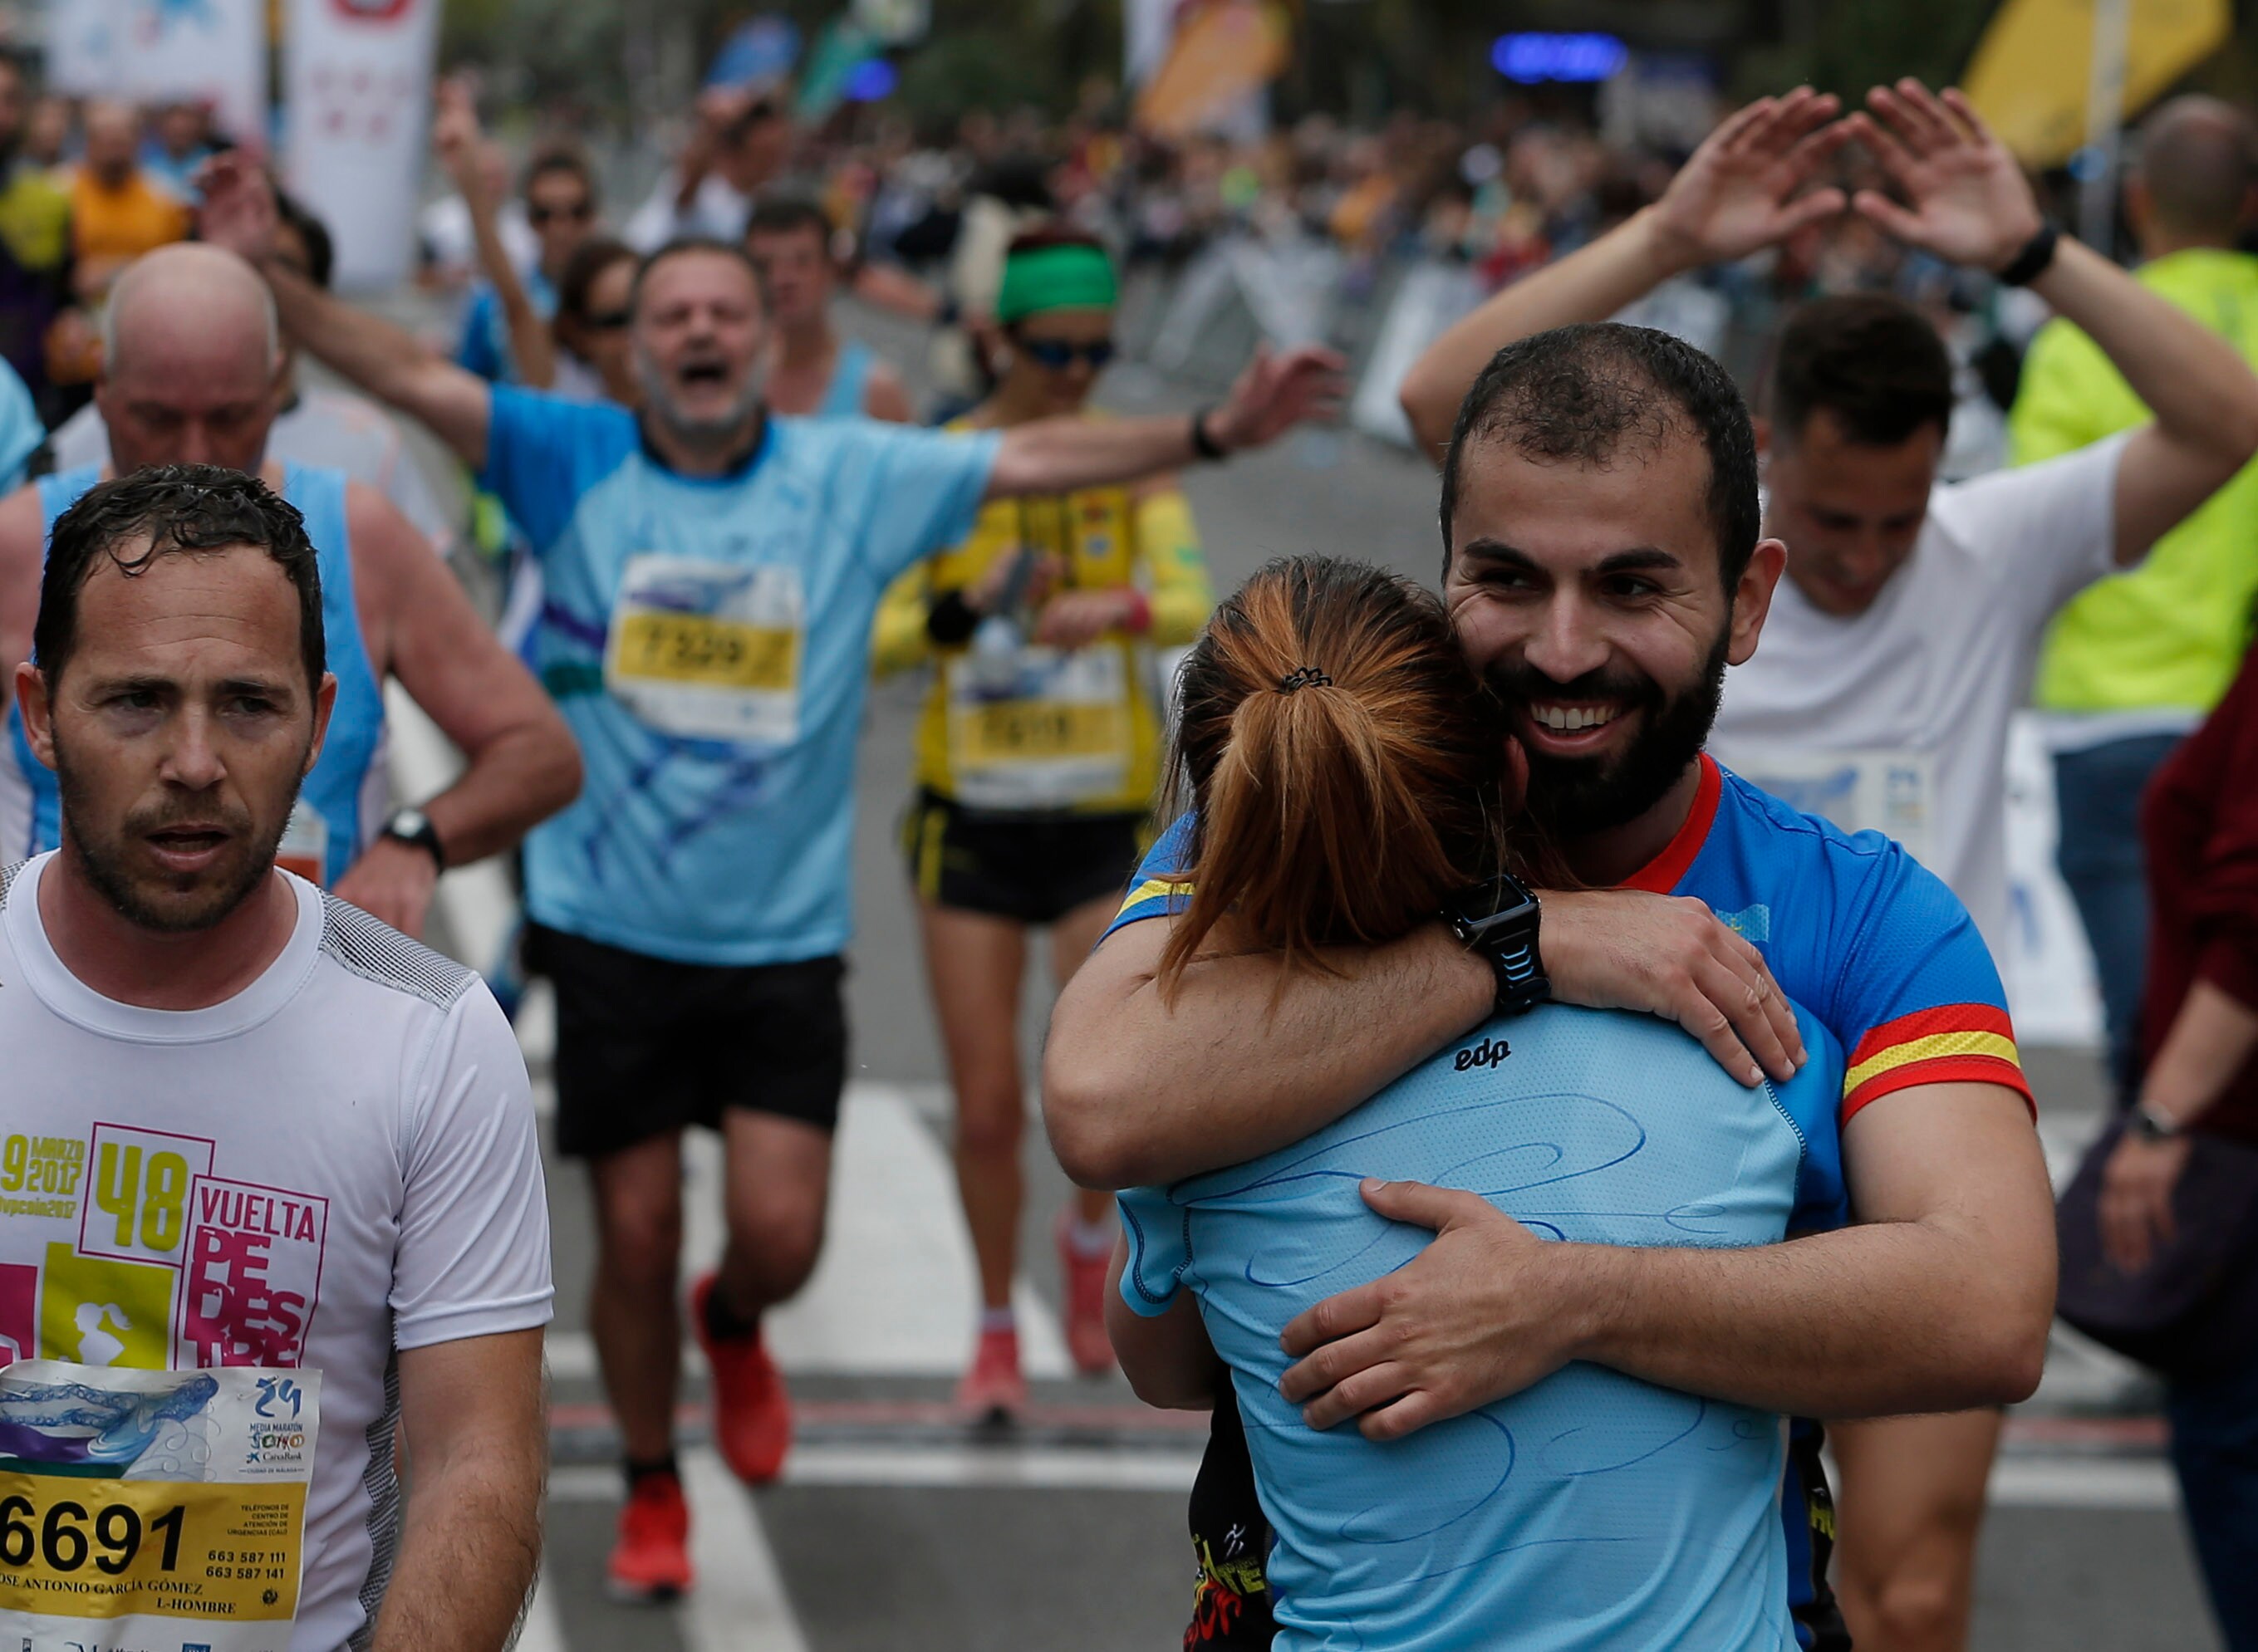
54, 735, 295, 935
636, 350, 764, 447
1486, 626, 1730, 841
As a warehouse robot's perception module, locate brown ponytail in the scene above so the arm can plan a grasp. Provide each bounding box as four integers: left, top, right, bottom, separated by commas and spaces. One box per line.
1156, 556, 1522, 997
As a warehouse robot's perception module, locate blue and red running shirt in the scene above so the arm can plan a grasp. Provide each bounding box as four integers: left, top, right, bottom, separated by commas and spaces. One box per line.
1105, 752, 2033, 1650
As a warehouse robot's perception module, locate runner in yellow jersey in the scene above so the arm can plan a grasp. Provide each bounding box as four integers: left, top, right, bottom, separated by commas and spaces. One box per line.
873, 227, 1215, 1419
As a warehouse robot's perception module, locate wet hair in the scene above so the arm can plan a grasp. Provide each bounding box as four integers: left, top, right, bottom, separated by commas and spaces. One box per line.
1441, 322, 1762, 588
1156, 556, 1518, 996
557, 234, 637, 326
1004, 221, 1107, 261
744, 192, 832, 245
36, 465, 324, 689
523, 140, 598, 206
626, 236, 763, 318
2136, 96, 2258, 242
272, 189, 335, 290
1770, 293, 1955, 449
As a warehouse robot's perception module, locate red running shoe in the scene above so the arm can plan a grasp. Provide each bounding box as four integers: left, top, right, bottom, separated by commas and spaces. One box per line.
606, 1472, 694, 1602
691, 1272, 793, 1484
955, 1325, 1028, 1423
1057, 1211, 1117, 1375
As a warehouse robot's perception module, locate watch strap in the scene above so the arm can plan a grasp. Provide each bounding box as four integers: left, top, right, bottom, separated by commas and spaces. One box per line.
1996, 222, 2060, 287
382, 811, 446, 873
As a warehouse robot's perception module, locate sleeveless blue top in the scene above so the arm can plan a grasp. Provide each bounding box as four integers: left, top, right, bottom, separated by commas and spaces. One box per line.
816, 340, 876, 419
2, 463, 387, 886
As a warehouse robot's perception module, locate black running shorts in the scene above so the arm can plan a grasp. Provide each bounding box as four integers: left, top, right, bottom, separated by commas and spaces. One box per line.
528, 924, 847, 1158
899, 791, 1148, 926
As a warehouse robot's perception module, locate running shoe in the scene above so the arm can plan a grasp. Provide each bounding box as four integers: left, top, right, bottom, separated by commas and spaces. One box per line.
606, 1472, 694, 1602
1058, 1212, 1117, 1375
690, 1272, 793, 1485
955, 1325, 1028, 1423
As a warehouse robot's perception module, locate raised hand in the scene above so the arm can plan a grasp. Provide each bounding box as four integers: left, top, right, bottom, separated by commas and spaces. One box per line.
194, 151, 280, 267
1646, 86, 1853, 273
1208, 344, 1347, 453
1846, 81, 2044, 271
431, 76, 484, 190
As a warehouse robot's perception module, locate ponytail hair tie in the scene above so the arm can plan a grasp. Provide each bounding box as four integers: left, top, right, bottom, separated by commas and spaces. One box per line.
1279, 666, 1334, 693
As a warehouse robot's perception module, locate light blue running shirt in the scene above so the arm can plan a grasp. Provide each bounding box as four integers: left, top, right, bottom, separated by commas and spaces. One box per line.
478, 385, 1001, 964
2, 463, 388, 885
1119, 1002, 1847, 1652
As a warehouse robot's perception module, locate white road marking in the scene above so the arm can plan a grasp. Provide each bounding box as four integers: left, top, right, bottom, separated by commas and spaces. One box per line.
1988, 1454, 2180, 1510
513, 1568, 565, 1652
678, 1448, 811, 1652
681, 1083, 1069, 1379
547, 1447, 2178, 1505
547, 1444, 1201, 1498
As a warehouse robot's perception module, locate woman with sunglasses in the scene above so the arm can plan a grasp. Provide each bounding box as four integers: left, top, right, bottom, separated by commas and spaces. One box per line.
872, 224, 1216, 1420
550, 237, 641, 406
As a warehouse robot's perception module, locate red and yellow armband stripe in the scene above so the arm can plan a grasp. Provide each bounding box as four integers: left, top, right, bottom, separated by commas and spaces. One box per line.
1840, 1004, 2033, 1123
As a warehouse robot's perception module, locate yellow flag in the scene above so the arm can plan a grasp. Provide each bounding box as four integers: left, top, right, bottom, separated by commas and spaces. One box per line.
1134, 0, 1293, 140
1964, 0, 2232, 164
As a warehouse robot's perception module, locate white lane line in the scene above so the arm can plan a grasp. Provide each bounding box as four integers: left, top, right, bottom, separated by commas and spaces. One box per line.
513, 1569, 565, 1652
547, 1449, 2177, 1504
678, 1448, 811, 1652
682, 1084, 1069, 1379
384, 683, 516, 977
1988, 1455, 2180, 1510
547, 1444, 1201, 1498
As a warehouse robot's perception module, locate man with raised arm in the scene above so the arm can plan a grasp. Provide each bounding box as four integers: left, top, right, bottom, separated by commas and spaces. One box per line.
0, 244, 582, 939
1387, 81, 2258, 1652
197, 151, 1342, 1601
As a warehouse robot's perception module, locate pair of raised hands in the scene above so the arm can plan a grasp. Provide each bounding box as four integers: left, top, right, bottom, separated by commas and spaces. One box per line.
1646, 78, 2047, 280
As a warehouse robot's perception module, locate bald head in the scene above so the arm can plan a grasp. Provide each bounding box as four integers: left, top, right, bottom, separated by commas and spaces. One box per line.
2133, 96, 2258, 248
96, 245, 284, 476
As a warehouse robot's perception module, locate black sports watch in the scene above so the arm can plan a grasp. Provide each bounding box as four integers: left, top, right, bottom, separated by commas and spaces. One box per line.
380, 806, 446, 873
1442, 870, 1549, 1017
2128, 1100, 2182, 1144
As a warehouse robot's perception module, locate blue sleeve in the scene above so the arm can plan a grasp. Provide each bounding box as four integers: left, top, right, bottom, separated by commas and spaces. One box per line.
1822, 843, 2032, 1124
1101, 812, 1198, 940
1772, 1006, 1850, 1236
843, 424, 1003, 584
0, 358, 40, 494
475, 385, 640, 558
1116, 1187, 1188, 1317
455, 287, 505, 381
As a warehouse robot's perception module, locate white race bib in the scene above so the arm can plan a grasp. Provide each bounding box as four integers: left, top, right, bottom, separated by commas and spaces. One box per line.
944, 645, 1133, 811
0, 1360, 319, 1652
604, 555, 805, 745
1728, 746, 1936, 866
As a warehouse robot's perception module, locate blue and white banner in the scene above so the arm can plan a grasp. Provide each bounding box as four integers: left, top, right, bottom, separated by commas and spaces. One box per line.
46, 0, 268, 148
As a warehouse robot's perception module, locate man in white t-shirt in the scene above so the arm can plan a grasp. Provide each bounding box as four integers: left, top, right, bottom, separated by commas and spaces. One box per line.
3, 463, 552, 1652
1398, 81, 2258, 1652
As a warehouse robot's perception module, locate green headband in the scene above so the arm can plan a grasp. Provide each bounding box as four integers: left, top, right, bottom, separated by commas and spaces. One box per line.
996, 243, 1118, 323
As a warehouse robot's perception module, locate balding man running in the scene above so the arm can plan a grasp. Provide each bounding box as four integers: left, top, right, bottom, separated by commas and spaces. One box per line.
0, 243, 582, 937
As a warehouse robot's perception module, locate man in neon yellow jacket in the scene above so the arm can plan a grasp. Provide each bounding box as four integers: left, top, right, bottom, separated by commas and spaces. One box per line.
2010, 95, 2258, 1103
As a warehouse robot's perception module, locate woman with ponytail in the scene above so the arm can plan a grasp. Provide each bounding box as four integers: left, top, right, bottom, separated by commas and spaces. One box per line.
1109, 556, 1843, 1652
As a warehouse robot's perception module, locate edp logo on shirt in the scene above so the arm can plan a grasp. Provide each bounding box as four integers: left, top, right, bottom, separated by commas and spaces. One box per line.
1454, 1037, 1512, 1073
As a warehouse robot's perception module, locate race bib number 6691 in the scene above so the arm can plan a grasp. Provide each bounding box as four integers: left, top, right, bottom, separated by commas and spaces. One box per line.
0, 1361, 319, 1652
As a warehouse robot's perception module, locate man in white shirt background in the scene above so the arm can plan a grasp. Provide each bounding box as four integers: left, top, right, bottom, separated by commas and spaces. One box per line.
1399, 80, 2258, 1652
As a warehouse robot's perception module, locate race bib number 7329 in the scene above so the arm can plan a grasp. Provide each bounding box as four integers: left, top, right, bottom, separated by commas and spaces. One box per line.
604, 554, 806, 745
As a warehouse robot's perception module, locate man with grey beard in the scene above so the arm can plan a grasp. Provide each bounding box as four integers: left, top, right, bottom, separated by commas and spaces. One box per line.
198, 153, 1345, 1599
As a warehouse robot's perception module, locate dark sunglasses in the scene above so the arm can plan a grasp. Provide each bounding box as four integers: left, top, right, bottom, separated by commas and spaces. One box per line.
582, 307, 631, 331
529, 201, 594, 227
1019, 337, 1117, 371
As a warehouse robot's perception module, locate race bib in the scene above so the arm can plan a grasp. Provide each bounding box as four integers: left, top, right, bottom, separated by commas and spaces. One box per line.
273, 803, 327, 888
1728, 745, 1936, 866
0, 1360, 319, 1652
945, 645, 1133, 811
604, 555, 805, 745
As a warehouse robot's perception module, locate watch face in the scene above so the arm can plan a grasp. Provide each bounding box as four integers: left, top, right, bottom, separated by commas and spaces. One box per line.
1453, 872, 1538, 928
390, 810, 430, 839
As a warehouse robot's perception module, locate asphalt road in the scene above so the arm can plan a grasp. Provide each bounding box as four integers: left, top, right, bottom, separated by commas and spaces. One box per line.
384, 300, 2224, 1652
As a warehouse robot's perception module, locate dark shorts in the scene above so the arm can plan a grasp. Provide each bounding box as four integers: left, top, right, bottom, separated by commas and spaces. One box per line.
900, 792, 1147, 926
528, 924, 847, 1159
